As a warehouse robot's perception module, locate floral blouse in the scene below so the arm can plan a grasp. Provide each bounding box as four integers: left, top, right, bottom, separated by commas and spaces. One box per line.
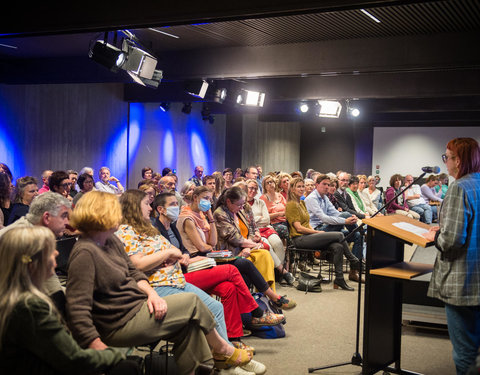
115, 224, 186, 289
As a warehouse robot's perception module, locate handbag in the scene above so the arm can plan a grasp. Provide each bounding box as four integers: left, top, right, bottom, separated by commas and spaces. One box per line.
296, 271, 322, 293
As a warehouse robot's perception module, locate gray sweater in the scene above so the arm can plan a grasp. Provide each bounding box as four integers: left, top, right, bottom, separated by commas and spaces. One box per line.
66, 235, 148, 347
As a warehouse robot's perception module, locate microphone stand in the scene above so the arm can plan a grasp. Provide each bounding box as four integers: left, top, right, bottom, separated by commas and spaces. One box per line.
308, 172, 426, 373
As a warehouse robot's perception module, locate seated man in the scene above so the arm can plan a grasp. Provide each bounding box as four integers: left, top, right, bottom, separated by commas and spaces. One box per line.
158, 175, 183, 208
38, 170, 53, 194
404, 174, 433, 224
334, 172, 366, 219
189, 165, 204, 186
94, 167, 124, 195
305, 174, 365, 268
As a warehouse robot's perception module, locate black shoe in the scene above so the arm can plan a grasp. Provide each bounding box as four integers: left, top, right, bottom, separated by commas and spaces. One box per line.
333, 278, 354, 291
283, 272, 295, 286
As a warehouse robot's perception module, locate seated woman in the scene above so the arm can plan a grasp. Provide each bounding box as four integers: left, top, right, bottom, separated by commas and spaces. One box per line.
357, 174, 383, 217
259, 175, 290, 242
0, 172, 12, 228
285, 177, 360, 291
8, 176, 38, 225
385, 174, 420, 220
49, 171, 73, 203
154, 190, 283, 349
223, 168, 234, 189
180, 180, 196, 205
72, 172, 94, 207
0, 226, 133, 375
67, 191, 251, 375
362, 176, 383, 210
244, 179, 294, 285
212, 187, 296, 310
303, 178, 315, 200
276, 172, 291, 201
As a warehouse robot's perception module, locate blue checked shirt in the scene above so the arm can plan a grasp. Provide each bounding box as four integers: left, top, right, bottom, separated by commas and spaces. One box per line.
428, 172, 480, 306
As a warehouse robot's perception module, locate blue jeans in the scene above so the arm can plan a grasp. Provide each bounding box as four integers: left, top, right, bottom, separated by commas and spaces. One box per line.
409, 204, 433, 224
445, 303, 480, 375
155, 282, 231, 344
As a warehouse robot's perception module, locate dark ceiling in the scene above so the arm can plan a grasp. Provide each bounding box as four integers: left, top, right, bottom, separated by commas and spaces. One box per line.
1, 0, 480, 120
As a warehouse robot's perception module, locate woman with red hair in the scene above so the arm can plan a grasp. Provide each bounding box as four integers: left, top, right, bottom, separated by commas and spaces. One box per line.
424, 137, 480, 375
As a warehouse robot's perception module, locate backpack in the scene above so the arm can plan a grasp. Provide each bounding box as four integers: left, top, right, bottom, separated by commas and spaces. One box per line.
242, 293, 286, 339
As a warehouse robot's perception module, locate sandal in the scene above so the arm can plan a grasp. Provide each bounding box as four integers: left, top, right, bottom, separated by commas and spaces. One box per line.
213, 347, 251, 369
232, 339, 256, 355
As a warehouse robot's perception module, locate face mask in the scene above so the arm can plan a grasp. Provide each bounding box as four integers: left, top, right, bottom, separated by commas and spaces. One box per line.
165, 206, 179, 222
198, 199, 211, 212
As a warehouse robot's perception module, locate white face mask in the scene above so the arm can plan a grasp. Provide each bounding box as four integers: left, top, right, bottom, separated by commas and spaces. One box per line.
165, 206, 180, 222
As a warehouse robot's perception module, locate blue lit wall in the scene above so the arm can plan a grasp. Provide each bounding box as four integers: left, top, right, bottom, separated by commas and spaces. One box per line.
126, 102, 225, 188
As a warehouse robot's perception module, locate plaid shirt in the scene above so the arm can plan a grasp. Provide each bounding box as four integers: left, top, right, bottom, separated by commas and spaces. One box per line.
428, 172, 480, 306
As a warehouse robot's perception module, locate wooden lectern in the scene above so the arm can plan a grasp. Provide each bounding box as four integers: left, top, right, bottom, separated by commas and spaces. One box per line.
361, 215, 434, 375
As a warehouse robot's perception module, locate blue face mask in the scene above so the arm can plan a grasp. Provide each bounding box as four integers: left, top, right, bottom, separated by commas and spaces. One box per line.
198, 198, 211, 212
165, 206, 180, 222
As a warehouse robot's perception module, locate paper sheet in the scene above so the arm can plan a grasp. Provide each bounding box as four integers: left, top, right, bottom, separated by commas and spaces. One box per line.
392, 221, 429, 237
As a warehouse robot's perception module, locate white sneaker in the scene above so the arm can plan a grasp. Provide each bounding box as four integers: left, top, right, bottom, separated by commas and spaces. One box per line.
241, 360, 267, 375
218, 367, 255, 375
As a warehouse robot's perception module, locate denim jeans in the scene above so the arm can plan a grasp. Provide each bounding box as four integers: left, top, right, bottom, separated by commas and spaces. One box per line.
445, 303, 480, 375
409, 203, 433, 224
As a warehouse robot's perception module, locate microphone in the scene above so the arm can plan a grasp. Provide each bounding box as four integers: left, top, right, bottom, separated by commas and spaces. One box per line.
422, 166, 441, 173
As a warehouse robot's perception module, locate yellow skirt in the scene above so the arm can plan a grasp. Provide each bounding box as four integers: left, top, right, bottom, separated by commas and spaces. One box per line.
248, 249, 276, 292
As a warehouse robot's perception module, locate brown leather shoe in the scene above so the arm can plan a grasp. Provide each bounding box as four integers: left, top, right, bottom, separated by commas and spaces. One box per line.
349, 269, 365, 283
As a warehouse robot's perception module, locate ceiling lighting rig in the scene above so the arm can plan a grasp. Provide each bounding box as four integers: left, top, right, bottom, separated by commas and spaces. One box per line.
89, 30, 163, 89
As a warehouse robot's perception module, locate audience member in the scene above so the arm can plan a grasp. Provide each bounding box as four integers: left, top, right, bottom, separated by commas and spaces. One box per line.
72, 173, 94, 207
152, 172, 161, 186
256, 165, 264, 192
203, 175, 216, 195
345, 176, 369, 219
8, 176, 39, 225
38, 169, 53, 194
223, 168, 234, 189
404, 174, 433, 224
435, 172, 449, 199
159, 175, 184, 208
180, 180, 196, 205
276, 172, 291, 201
364, 175, 383, 210
385, 174, 420, 219
141, 166, 153, 180
357, 175, 382, 217
303, 178, 315, 200
0, 226, 133, 375
421, 174, 443, 221
0, 163, 13, 182
234, 168, 243, 181
211, 172, 225, 207
95, 167, 124, 195
245, 179, 294, 285
334, 172, 363, 218
260, 175, 290, 242
214, 187, 297, 310
304, 174, 365, 270
67, 170, 78, 198
189, 166, 204, 187
67, 191, 250, 375
286, 177, 358, 290
48, 170, 73, 203
326, 178, 341, 210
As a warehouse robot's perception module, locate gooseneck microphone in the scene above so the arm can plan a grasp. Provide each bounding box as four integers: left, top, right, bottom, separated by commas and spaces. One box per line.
422, 166, 441, 173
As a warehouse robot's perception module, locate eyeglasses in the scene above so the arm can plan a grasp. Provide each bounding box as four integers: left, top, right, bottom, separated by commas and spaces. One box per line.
247, 186, 258, 191
442, 154, 456, 163
61, 183, 72, 188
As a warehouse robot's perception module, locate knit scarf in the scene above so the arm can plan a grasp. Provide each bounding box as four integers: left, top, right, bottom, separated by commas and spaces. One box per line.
346, 188, 365, 211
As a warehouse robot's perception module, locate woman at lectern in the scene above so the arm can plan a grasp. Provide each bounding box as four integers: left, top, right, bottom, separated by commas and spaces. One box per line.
423, 137, 480, 375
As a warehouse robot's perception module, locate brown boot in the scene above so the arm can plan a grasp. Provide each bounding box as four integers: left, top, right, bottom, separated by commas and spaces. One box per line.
349, 269, 365, 283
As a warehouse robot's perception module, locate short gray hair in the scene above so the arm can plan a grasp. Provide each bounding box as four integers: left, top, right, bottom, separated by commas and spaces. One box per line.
26, 192, 71, 224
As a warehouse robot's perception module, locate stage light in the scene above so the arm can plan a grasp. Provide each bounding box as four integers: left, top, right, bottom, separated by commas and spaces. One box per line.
127, 69, 163, 89
236, 89, 265, 107
159, 102, 170, 112
181, 102, 192, 114
122, 40, 158, 80
317, 100, 342, 118
89, 40, 126, 72
299, 103, 309, 113
350, 108, 360, 117
186, 80, 209, 99
212, 88, 227, 103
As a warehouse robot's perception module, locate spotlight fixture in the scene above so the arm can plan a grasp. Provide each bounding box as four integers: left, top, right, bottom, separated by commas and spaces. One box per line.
299, 103, 309, 113
350, 108, 361, 117
122, 40, 158, 80
186, 80, 209, 99
181, 102, 192, 114
159, 102, 170, 112
236, 89, 265, 107
317, 100, 342, 118
89, 40, 126, 72
212, 88, 227, 104
127, 69, 163, 89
